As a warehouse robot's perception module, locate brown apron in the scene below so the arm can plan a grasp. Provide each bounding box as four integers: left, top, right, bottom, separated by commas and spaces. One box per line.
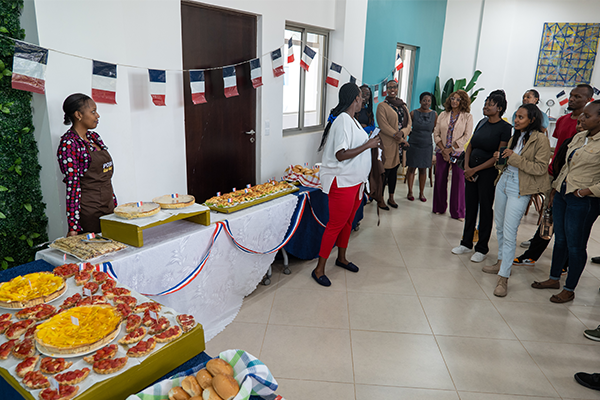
79, 142, 115, 233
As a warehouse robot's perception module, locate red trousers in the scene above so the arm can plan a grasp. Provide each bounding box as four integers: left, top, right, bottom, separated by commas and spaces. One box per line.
319, 178, 362, 259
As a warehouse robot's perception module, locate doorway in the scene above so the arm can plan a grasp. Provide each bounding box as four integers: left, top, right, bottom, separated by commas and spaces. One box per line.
181, 2, 257, 202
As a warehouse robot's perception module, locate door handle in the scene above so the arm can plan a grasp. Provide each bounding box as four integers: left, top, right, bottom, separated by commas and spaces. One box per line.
245, 130, 255, 135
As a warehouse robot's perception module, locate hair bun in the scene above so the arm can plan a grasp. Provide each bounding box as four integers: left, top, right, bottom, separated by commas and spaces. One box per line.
63, 114, 71, 125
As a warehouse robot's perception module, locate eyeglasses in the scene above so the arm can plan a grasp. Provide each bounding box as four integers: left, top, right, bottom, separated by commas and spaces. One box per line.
450, 97, 461, 102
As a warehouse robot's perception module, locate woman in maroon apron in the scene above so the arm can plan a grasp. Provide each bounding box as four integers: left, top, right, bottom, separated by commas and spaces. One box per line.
57, 93, 116, 236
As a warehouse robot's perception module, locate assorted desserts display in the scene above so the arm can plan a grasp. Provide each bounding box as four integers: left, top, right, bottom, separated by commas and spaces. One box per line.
50, 236, 127, 261
0, 264, 198, 399
205, 180, 297, 210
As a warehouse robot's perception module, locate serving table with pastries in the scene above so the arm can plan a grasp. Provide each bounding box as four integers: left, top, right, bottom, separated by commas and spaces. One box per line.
36, 193, 299, 343
0, 260, 205, 400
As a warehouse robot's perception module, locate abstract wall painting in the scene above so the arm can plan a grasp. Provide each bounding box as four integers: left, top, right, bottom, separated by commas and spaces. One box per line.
534, 22, 600, 87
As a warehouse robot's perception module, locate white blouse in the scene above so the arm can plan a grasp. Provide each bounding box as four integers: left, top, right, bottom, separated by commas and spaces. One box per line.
320, 112, 372, 194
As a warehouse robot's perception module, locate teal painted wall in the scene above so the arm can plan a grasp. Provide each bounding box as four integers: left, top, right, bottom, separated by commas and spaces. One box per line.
363, 0, 447, 110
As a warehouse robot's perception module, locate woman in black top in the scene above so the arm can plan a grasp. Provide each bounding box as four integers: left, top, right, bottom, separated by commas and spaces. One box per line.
451, 90, 512, 263
355, 85, 375, 134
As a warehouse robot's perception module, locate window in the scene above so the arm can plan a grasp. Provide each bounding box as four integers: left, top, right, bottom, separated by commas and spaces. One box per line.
283, 25, 329, 134
393, 43, 417, 106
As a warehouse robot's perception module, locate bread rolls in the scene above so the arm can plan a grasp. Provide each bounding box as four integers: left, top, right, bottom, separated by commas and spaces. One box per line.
196, 369, 213, 389
181, 375, 202, 397
212, 374, 239, 400
169, 386, 191, 400
189, 397, 203, 400
206, 358, 234, 377
202, 386, 223, 400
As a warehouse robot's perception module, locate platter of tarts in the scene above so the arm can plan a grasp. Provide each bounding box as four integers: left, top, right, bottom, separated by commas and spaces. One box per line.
204, 180, 298, 213
49, 234, 127, 261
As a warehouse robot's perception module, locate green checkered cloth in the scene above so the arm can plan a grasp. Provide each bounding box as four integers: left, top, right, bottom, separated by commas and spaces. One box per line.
127, 349, 284, 400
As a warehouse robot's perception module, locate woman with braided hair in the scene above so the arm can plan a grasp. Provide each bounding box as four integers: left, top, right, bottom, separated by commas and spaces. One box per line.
313, 83, 380, 287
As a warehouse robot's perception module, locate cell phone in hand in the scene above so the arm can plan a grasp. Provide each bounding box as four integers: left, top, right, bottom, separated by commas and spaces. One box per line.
497, 146, 508, 165
471, 174, 479, 182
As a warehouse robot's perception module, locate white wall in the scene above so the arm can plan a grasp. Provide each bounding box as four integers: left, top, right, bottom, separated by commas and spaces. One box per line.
440, 0, 600, 126
23, 0, 367, 240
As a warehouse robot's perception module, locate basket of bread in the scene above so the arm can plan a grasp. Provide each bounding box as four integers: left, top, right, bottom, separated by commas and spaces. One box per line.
283, 164, 321, 188
129, 349, 283, 400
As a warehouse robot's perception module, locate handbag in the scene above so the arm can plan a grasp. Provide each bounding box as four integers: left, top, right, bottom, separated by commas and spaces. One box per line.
454, 152, 465, 170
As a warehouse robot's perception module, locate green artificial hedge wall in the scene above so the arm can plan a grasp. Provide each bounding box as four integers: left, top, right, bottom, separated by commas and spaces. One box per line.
0, 0, 48, 269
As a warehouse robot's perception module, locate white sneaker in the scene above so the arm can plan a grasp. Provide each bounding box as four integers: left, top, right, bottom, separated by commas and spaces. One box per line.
452, 245, 473, 255
471, 252, 487, 263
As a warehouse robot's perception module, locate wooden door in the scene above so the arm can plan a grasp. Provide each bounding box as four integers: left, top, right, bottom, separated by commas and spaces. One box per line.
181, 2, 257, 202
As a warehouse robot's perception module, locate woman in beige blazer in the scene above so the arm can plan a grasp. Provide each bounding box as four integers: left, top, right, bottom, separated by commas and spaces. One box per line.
375, 80, 411, 209
432, 90, 473, 219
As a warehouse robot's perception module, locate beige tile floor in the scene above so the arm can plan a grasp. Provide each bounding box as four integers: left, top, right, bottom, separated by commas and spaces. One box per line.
206, 183, 600, 399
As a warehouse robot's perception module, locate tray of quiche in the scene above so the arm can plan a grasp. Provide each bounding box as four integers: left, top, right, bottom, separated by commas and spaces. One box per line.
204, 181, 299, 214
49, 234, 127, 261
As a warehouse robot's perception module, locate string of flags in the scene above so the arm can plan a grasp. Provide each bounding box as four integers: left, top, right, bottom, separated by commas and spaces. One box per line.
6, 33, 407, 106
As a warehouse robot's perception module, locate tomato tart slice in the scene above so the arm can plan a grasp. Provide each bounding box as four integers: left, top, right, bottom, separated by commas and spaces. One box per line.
104, 287, 131, 300
0, 339, 18, 359
154, 326, 182, 344
16, 304, 45, 319
74, 271, 91, 286
39, 385, 79, 400
0, 313, 12, 322
31, 305, 57, 322
15, 355, 39, 377
52, 264, 79, 279
40, 357, 73, 374
125, 314, 142, 333
101, 279, 117, 293
24, 323, 40, 340
22, 370, 49, 389
118, 326, 146, 345
92, 356, 128, 375
76, 295, 107, 307
55, 368, 90, 386
113, 295, 137, 308
92, 271, 108, 283
135, 302, 161, 314
142, 309, 158, 327
0, 320, 12, 334
126, 337, 155, 358
60, 293, 81, 310
82, 281, 99, 295
115, 303, 132, 319
83, 344, 118, 364
13, 338, 36, 359
6, 319, 34, 340
148, 316, 170, 335
176, 314, 196, 333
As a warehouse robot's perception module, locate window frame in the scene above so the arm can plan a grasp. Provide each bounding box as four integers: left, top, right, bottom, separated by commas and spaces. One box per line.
393, 43, 417, 107
283, 23, 329, 136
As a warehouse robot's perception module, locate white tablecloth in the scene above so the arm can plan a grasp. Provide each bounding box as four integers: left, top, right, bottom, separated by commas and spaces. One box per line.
37, 195, 298, 341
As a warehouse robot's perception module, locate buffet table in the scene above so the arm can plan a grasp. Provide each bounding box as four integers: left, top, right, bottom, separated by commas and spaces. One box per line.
36, 195, 298, 342
0, 260, 206, 400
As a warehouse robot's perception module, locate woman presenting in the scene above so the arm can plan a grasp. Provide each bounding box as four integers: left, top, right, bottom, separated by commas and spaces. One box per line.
532, 101, 600, 303
57, 93, 116, 236
432, 90, 473, 220
313, 83, 380, 287
375, 80, 411, 209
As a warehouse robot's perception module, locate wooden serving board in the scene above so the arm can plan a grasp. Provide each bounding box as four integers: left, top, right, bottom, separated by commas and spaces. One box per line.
205, 186, 299, 214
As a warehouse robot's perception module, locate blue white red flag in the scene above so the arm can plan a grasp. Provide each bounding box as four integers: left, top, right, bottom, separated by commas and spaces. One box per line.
350, 76, 356, 84
92, 60, 117, 104
373, 85, 379, 103
382, 79, 388, 97
189, 70, 207, 104
136, 202, 143, 207
249, 58, 263, 89
556, 90, 568, 106
271, 49, 285, 77
223, 66, 239, 98
148, 69, 166, 106
594, 86, 600, 96
300, 45, 316, 71
395, 54, 404, 71
287, 37, 295, 63
325, 62, 342, 87
11, 42, 48, 94
86, 233, 95, 240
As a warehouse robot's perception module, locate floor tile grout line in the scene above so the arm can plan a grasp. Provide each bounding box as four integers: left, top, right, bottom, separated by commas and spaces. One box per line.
344, 270, 358, 400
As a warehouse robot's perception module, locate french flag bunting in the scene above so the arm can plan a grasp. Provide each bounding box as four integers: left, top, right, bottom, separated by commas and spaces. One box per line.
350, 76, 356, 84
373, 85, 379, 103
92, 60, 117, 104
300, 45, 316, 71
249, 58, 263, 89
382, 79, 388, 97
395, 54, 404, 71
189, 70, 207, 105
556, 90, 568, 106
11, 42, 48, 94
287, 37, 295, 63
325, 62, 342, 87
271, 48, 285, 77
594, 86, 600, 96
148, 69, 166, 106
223, 66, 239, 98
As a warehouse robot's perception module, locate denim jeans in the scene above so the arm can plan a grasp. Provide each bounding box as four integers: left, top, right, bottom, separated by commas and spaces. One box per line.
495, 170, 531, 278
549, 185, 600, 291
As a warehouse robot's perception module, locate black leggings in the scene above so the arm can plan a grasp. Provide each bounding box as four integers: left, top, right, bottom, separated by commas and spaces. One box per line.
383, 165, 400, 195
